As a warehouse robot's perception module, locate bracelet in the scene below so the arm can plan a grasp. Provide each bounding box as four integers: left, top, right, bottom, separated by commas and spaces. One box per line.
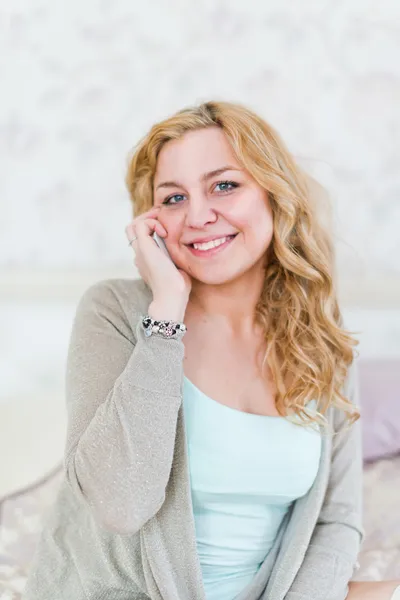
141, 315, 187, 339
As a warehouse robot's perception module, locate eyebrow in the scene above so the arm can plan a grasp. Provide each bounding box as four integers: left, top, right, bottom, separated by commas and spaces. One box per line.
155, 165, 241, 191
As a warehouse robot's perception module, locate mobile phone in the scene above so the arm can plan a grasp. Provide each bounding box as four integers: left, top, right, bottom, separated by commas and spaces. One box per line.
152, 232, 173, 262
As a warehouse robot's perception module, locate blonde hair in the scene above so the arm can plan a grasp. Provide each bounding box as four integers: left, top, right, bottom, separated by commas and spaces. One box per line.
125, 100, 360, 428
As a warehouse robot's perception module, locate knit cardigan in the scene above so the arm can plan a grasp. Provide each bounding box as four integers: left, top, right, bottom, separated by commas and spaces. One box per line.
23, 277, 364, 600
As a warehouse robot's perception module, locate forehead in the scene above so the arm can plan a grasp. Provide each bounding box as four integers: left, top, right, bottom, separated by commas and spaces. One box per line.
154, 127, 240, 182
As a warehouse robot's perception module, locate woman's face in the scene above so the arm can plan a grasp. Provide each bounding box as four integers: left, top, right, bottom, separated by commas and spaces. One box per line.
152, 126, 274, 285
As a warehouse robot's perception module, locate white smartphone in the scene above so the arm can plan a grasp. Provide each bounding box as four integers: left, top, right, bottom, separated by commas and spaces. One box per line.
152, 231, 174, 263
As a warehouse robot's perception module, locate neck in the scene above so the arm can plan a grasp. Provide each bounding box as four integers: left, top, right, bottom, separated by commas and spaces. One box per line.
186, 265, 265, 336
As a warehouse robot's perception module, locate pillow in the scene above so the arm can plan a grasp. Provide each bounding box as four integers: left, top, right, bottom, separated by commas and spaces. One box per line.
359, 360, 400, 462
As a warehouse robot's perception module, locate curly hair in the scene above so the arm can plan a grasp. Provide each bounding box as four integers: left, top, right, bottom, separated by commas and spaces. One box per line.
125, 100, 360, 428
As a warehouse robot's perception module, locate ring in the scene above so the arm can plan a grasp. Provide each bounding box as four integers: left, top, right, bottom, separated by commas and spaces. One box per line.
128, 236, 137, 246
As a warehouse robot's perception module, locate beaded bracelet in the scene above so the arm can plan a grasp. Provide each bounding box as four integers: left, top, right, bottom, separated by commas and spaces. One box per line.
141, 315, 187, 339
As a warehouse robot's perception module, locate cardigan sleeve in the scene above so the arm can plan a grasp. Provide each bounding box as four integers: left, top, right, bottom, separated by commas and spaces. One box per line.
284, 358, 365, 600
63, 280, 185, 536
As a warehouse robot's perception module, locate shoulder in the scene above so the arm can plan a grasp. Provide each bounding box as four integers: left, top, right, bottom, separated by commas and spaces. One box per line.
77, 277, 151, 313
73, 277, 153, 338
330, 356, 361, 431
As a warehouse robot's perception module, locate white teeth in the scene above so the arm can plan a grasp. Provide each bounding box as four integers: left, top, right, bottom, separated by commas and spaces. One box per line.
193, 236, 229, 251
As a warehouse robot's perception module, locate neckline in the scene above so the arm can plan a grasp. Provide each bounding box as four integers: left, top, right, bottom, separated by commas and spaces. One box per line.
183, 375, 285, 420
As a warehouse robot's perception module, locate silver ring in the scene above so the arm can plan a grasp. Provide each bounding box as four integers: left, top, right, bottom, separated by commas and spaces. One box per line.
128, 236, 137, 246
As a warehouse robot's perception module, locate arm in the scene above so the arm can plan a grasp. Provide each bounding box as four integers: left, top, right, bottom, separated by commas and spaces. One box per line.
63, 280, 184, 535
285, 358, 365, 600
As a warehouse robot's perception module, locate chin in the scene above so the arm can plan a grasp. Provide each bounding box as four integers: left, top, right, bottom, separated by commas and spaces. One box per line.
188, 264, 250, 286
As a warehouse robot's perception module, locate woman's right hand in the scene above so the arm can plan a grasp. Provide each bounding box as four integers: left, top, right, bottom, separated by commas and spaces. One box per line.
125, 208, 192, 322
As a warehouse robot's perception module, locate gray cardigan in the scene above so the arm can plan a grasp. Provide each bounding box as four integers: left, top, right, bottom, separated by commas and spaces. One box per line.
23, 277, 364, 600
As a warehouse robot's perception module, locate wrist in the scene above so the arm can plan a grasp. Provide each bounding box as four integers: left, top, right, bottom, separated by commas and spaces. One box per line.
148, 298, 188, 323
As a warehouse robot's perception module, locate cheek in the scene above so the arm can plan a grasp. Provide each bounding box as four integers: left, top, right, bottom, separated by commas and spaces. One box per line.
226, 202, 272, 233
158, 212, 184, 242
254, 211, 274, 246
225, 188, 270, 221
219, 202, 251, 229
234, 204, 273, 247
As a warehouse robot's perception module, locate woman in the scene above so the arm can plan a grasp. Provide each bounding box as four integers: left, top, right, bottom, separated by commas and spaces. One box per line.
23, 101, 400, 600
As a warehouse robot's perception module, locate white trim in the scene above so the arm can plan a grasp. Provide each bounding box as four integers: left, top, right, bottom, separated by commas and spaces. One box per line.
0, 267, 134, 302
0, 268, 399, 308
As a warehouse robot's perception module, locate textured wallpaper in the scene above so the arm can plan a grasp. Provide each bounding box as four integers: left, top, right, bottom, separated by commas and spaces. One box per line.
1, 0, 399, 277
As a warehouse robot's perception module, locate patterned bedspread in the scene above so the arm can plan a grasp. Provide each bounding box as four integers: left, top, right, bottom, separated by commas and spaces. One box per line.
356, 455, 400, 581
1, 456, 400, 598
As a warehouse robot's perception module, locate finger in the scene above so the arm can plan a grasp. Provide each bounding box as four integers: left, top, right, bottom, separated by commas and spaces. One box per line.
154, 221, 167, 237
142, 206, 162, 216
125, 207, 160, 237
127, 220, 166, 255
125, 222, 136, 241
127, 235, 138, 252
133, 207, 161, 224
135, 218, 167, 239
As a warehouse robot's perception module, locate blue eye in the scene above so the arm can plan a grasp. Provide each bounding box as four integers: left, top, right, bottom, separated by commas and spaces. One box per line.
215, 180, 238, 193
162, 180, 239, 205
162, 194, 185, 206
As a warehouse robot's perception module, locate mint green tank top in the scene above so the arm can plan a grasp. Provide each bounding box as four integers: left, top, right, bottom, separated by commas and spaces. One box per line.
182, 376, 322, 600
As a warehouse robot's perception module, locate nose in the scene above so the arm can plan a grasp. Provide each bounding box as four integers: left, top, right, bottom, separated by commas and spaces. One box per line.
185, 195, 217, 228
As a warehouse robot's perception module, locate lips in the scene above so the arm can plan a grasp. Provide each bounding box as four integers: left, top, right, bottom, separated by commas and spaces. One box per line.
186, 233, 238, 247
186, 233, 238, 257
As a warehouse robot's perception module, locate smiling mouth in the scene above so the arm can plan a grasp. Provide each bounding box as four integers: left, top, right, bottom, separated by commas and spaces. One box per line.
187, 234, 238, 255
188, 234, 237, 250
